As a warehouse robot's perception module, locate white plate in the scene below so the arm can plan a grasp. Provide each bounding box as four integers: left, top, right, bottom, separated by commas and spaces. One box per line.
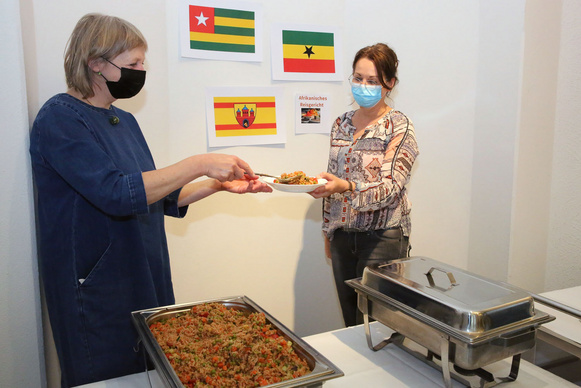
261, 177, 327, 193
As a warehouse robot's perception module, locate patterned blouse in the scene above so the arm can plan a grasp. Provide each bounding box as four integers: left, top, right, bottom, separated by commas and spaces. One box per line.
322, 109, 419, 240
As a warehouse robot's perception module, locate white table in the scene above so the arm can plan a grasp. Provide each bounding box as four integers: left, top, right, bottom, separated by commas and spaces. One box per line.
535, 286, 581, 346
530, 285, 581, 371
77, 322, 577, 388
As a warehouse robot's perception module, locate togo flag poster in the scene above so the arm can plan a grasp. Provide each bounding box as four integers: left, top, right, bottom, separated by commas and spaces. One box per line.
179, 0, 263, 62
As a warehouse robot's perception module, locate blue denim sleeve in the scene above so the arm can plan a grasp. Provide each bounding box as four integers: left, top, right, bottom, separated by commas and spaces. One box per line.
34, 101, 149, 216
164, 188, 189, 218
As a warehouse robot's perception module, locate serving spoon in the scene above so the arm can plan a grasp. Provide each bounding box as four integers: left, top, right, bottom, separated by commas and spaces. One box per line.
253, 173, 294, 184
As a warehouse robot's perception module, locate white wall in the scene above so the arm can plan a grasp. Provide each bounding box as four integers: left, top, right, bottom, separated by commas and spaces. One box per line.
376, 1, 480, 269
509, 0, 561, 292
0, 0, 44, 387
161, 0, 346, 337
3, 0, 580, 387
544, 0, 581, 291
467, 0, 525, 280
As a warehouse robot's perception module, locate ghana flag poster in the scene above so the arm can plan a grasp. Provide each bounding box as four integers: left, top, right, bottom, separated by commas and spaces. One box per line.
179, 0, 263, 62
271, 23, 343, 81
205, 87, 285, 147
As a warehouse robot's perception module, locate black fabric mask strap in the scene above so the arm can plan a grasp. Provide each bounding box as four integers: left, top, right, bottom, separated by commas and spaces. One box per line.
99, 58, 121, 82
104, 58, 121, 70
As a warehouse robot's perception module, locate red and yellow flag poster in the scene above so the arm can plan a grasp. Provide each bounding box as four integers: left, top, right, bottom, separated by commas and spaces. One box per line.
213, 96, 277, 137
206, 87, 285, 147
282, 30, 335, 73
189, 5, 255, 53
180, 0, 263, 61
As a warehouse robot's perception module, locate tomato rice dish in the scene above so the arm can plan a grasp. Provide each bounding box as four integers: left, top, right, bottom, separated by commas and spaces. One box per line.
149, 302, 311, 387
275, 171, 318, 185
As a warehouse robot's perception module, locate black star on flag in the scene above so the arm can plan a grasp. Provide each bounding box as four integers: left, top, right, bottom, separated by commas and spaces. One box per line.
303, 46, 314, 59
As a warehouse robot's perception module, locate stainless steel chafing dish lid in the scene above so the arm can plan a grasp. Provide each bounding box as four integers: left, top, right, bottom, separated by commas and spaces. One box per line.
359, 256, 543, 336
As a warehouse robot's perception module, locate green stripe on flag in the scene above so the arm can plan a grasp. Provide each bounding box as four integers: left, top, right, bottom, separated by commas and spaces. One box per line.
215, 25, 255, 37
190, 40, 255, 53
215, 8, 254, 20
282, 30, 334, 46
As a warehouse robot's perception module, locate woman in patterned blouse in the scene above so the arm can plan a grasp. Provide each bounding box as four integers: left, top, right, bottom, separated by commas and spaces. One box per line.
310, 43, 419, 327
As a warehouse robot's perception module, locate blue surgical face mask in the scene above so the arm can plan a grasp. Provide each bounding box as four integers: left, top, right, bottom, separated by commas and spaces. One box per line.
351, 84, 383, 108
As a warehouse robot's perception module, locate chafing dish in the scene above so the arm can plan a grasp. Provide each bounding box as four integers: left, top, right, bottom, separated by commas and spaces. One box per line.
346, 257, 555, 388
131, 295, 343, 388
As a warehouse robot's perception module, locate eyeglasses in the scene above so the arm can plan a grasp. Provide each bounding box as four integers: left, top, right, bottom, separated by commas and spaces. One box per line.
349, 74, 382, 87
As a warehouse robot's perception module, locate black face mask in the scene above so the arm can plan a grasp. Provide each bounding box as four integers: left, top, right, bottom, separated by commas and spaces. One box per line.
101, 59, 146, 99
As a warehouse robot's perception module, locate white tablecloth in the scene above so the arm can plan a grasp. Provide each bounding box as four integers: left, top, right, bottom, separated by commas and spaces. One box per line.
76, 322, 577, 388
536, 285, 581, 346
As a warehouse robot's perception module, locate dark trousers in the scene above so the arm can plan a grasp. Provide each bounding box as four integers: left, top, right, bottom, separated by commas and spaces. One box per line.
330, 228, 409, 327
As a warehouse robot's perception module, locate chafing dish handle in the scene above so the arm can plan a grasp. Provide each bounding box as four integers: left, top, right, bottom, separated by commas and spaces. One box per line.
425, 267, 459, 289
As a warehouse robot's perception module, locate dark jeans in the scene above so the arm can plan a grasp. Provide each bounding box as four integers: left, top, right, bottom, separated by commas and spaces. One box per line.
330, 228, 409, 327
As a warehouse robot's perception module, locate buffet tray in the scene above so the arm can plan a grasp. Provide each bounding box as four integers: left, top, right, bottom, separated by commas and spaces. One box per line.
346, 257, 555, 387
131, 295, 343, 388
352, 257, 554, 345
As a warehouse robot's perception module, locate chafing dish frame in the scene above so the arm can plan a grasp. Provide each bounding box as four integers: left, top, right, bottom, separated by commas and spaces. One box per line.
346, 257, 555, 388
131, 295, 343, 388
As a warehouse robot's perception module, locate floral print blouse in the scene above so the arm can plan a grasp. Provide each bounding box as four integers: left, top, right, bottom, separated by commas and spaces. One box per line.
322, 109, 419, 240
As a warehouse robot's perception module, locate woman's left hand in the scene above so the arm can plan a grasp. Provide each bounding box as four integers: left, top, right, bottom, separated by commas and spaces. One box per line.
221, 175, 273, 194
309, 172, 350, 198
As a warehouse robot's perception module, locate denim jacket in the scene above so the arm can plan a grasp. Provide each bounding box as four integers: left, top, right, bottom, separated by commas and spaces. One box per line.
30, 93, 186, 386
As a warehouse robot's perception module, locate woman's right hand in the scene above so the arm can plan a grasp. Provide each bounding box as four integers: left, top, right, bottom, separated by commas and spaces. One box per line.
309, 172, 351, 198
196, 153, 256, 182
143, 153, 259, 205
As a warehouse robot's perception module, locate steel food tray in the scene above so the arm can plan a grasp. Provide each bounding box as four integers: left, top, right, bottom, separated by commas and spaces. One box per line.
131, 295, 343, 388
354, 256, 554, 343
346, 257, 555, 388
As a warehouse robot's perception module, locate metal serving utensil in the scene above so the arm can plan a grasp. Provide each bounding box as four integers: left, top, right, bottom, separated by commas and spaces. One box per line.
253, 173, 294, 184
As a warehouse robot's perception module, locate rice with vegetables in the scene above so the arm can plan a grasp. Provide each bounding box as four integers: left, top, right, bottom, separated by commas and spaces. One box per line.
149, 302, 311, 387
275, 171, 318, 185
